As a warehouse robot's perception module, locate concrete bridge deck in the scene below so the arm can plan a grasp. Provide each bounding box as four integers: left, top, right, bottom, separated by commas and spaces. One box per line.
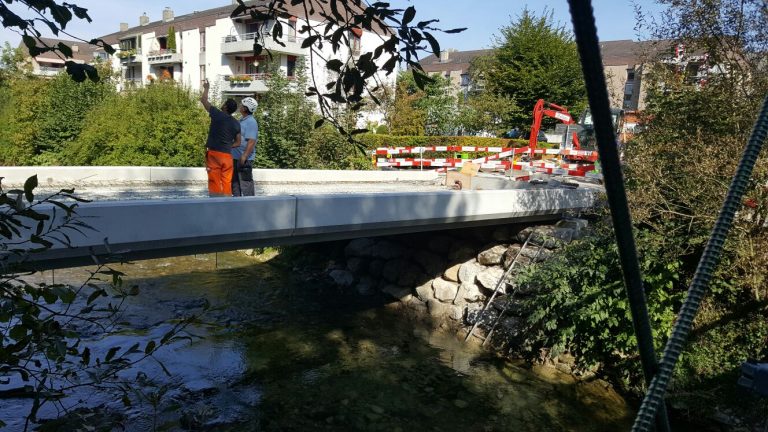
2, 167, 599, 270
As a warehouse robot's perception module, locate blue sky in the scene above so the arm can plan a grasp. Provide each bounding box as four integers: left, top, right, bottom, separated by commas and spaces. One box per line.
0, 0, 660, 50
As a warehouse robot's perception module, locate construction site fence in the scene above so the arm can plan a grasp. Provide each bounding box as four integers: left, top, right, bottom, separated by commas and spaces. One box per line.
357, 134, 530, 150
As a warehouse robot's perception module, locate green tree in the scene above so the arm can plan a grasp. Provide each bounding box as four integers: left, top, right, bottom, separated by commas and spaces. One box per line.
65, 81, 208, 166
455, 91, 521, 136
35, 59, 116, 163
0, 76, 49, 165
389, 70, 455, 136
167, 25, 176, 51
255, 58, 315, 168
472, 9, 586, 128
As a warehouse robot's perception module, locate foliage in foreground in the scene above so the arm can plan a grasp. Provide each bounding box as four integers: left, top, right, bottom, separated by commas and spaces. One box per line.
0, 176, 203, 429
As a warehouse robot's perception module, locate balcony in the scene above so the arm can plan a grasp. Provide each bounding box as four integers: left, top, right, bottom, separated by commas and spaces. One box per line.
221, 32, 305, 56
146, 49, 182, 65
37, 66, 64, 77
221, 74, 269, 94
123, 78, 143, 89
117, 48, 143, 64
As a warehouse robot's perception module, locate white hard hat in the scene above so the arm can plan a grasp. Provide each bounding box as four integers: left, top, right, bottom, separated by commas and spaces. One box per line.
241, 97, 258, 113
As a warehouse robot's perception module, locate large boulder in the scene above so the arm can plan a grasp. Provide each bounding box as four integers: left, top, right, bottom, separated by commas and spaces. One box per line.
443, 263, 461, 282
426, 300, 462, 321
397, 262, 426, 287
432, 278, 459, 303
355, 276, 375, 295
329, 269, 355, 287
415, 280, 433, 302
381, 284, 413, 302
477, 245, 508, 266
346, 257, 368, 275
517, 226, 573, 249
413, 250, 446, 276
458, 282, 485, 303
476, 266, 506, 291
382, 259, 408, 283
458, 260, 485, 284
345, 238, 375, 257
368, 259, 385, 277
372, 239, 407, 260
427, 299, 450, 319
448, 244, 476, 262
520, 246, 553, 262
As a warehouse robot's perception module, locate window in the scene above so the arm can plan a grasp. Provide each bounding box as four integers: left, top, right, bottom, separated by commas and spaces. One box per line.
349, 28, 362, 55
158, 36, 167, 50
288, 17, 297, 42
119, 38, 136, 51
200, 31, 206, 52
627, 70, 635, 80
624, 93, 632, 101
287, 55, 296, 77
246, 21, 261, 35
200, 65, 206, 81
624, 82, 634, 94
460, 73, 470, 86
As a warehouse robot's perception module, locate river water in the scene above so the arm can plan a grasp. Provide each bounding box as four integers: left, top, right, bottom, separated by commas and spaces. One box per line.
3, 251, 634, 431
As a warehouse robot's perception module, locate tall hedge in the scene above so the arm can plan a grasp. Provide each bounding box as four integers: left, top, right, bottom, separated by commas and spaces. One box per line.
65, 82, 208, 166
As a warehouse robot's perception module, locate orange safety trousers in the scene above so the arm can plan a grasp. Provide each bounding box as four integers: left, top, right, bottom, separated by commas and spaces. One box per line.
206, 150, 233, 197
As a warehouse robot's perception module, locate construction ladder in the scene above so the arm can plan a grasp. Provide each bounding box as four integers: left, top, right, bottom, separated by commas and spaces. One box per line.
464, 228, 548, 345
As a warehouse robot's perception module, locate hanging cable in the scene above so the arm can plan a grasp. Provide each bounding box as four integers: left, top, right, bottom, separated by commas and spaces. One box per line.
565, 1, 672, 430
632, 95, 768, 430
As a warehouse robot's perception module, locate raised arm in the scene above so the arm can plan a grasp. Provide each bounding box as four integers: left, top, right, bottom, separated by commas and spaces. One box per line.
200, 79, 212, 112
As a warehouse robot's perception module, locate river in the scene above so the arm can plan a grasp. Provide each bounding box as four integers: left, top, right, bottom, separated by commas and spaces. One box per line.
3, 251, 634, 431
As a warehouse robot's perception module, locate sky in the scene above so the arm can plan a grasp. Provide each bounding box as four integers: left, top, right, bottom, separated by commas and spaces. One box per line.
0, 0, 661, 51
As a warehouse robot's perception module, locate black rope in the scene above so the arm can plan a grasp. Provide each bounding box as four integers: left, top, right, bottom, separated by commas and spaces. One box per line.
565, 1, 672, 431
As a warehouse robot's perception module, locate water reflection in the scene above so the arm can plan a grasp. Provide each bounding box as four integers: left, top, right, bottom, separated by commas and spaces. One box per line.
6, 253, 633, 431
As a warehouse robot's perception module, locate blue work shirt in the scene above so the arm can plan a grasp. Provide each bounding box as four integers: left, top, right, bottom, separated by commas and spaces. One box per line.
232, 114, 258, 161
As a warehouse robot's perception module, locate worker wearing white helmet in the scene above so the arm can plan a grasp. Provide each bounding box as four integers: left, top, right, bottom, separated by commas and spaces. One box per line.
232, 96, 259, 196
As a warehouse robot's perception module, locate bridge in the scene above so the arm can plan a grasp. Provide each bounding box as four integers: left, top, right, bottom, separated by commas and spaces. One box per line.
2, 167, 599, 270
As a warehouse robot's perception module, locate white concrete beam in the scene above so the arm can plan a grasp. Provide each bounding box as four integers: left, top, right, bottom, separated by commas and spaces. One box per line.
8, 188, 596, 270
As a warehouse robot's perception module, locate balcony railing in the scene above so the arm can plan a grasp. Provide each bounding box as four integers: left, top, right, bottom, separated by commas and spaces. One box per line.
146, 49, 182, 64
38, 66, 64, 76
221, 31, 302, 44
118, 48, 143, 63
221, 31, 305, 56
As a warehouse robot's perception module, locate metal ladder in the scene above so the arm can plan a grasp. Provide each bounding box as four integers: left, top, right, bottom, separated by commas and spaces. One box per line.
464, 229, 546, 345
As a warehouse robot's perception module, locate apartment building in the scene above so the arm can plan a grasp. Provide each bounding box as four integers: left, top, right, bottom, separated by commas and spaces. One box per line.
97, 2, 393, 108
18, 37, 101, 77
419, 39, 711, 119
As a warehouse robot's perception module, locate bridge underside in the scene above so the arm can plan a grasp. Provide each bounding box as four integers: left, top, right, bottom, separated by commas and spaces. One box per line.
11, 188, 597, 271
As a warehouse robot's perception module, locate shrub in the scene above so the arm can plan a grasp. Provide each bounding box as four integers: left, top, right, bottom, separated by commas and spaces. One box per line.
64, 81, 208, 166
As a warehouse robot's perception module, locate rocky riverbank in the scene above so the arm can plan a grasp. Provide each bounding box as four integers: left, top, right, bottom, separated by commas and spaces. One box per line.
324, 219, 588, 362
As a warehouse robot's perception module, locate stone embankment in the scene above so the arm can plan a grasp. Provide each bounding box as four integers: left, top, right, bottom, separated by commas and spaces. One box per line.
326, 218, 588, 350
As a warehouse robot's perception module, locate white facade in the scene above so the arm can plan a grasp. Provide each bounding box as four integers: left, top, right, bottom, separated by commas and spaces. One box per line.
106, 6, 396, 125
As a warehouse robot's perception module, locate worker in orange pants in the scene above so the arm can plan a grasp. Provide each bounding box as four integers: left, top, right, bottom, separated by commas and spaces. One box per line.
206, 150, 234, 197
200, 79, 241, 197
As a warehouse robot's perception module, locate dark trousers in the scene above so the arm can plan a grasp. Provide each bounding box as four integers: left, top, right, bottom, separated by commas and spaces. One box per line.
232, 159, 255, 196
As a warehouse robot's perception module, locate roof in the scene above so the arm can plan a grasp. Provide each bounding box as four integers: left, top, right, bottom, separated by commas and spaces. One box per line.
20, 36, 99, 63
418, 40, 675, 73
99, 1, 388, 46
419, 49, 494, 74
599, 39, 671, 66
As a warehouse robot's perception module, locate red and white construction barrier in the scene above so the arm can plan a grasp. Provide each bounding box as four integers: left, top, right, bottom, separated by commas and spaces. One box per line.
374, 145, 602, 179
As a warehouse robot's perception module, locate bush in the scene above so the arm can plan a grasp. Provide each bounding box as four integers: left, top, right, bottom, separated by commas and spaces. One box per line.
64, 82, 208, 166
299, 126, 372, 170
515, 224, 683, 390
